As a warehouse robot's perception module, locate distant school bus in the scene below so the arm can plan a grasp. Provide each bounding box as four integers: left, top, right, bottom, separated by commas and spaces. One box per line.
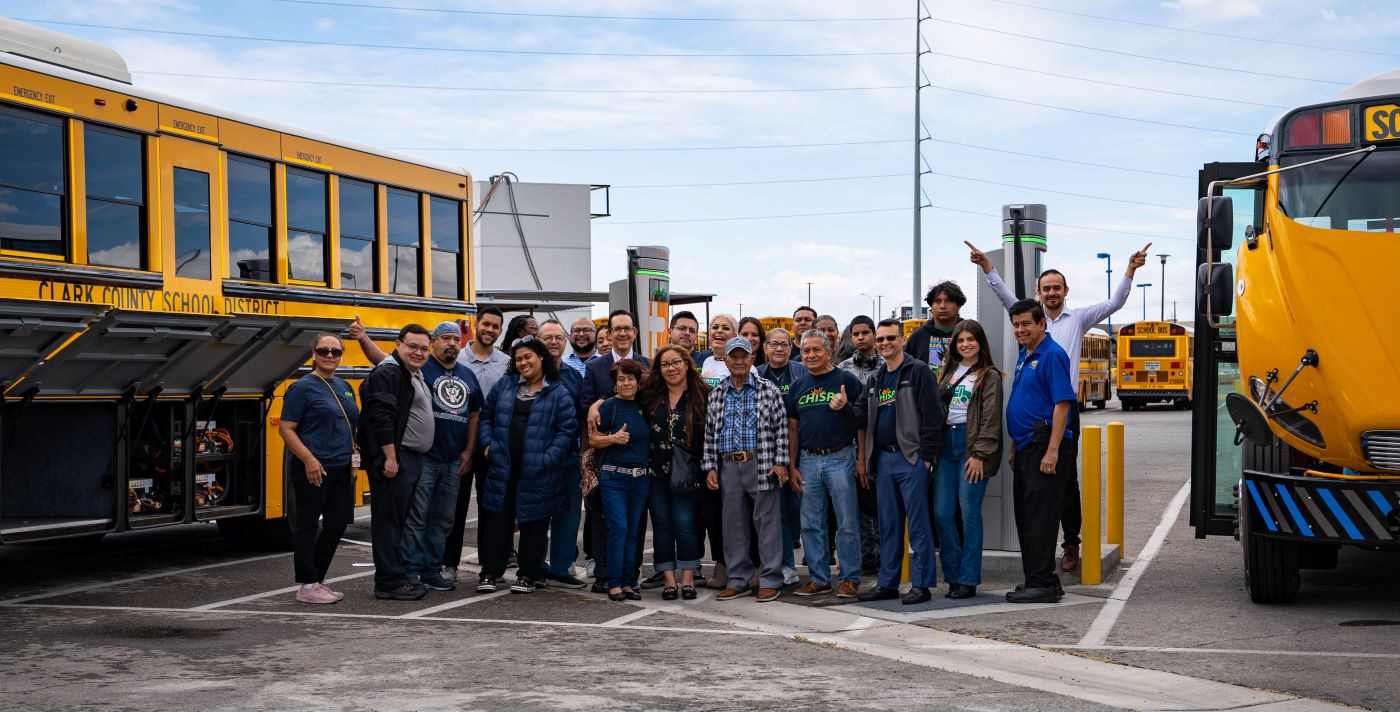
1078, 328, 1112, 410
759, 316, 793, 334
0, 23, 475, 544
902, 319, 926, 340
1116, 321, 1193, 410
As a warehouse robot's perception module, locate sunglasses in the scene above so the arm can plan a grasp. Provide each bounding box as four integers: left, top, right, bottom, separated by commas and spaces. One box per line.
874, 335, 900, 343
314, 347, 344, 358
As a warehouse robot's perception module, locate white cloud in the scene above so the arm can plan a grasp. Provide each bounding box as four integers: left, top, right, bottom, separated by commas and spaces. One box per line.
1161, 0, 1263, 21
314, 17, 335, 32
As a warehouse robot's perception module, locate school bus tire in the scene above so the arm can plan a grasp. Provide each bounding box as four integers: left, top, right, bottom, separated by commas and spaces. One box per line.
1094, 399, 1107, 410
1240, 482, 1300, 604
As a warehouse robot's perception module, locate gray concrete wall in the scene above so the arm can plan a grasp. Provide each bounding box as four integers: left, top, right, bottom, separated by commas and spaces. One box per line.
473, 180, 593, 324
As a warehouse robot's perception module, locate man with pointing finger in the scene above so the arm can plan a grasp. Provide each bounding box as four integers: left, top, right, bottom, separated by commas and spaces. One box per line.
786, 329, 866, 599
968, 239, 1149, 572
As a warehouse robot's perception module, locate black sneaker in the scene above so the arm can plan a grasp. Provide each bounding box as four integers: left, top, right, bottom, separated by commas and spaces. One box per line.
375, 583, 427, 601
590, 581, 607, 594
507, 550, 518, 569
901, 587, 932, 605
546, 572, 588, 589
511, 576, 535, 594
476, 576, 498, 593
856, 586, 899, 602
420, 571, 455, 592
639, 572, 666, 590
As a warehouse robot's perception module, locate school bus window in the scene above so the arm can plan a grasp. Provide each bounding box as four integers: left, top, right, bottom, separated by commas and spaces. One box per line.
338, 177, 376, 292
429, 196, 460, 299
173, 168, 211, 279
1129, 339, 1175, 357
286, 167, 327, 284
84, 124, 145, 269
0, 105, 66, 257
386, 187, 419, 295
227, 155, 274, 282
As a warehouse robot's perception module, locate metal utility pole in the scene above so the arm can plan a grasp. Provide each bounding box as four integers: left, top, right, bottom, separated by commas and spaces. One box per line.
911, 0, 929, 318
1137, 283, 1152, 321
878, 295, 885, 319
1097, 252, 1112, 336
738, 303, 744, 318
1157, 254, 1170, 321
806, 282, 813, 307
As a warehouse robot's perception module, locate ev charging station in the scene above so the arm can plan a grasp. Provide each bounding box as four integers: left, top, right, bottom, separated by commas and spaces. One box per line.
976, 204, 1048, 551
608, 246, 672, 356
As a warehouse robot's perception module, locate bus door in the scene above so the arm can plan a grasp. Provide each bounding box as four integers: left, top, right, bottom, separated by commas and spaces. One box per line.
158, 136, 224, 306
1191, 162, 1263, 538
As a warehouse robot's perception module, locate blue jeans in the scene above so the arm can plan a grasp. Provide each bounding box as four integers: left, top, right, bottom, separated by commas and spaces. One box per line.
548, 463, 582, 578
799, 447, 862, 586
781, 487, 800, 571
875, 450, 935, 589
402, 455, 461, 578
599, 472, 650, 589
648, 477, 701, 573
934, 424, 989, 586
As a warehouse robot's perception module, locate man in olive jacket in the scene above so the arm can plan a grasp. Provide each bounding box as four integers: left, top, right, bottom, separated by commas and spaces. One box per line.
856, 319, 944, 606
358, 323, 436, 601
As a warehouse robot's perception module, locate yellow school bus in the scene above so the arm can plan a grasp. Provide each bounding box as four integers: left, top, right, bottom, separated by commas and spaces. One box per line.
0, 23, 475, 544
1078, 328, 1112, 410
901, 318, 926, 340
759, 316, 794, 334
1116, 322, 1192, 410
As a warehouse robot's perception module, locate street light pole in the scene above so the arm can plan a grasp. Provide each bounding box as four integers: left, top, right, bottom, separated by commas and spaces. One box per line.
1157, 254, 1170, 321
806, 282, 813, 307
738, 303, 744, 318
859, 292, 876, 316
878, 295, 885, 318
1097, 252, 1112, 336
1136, 283, 1152, 321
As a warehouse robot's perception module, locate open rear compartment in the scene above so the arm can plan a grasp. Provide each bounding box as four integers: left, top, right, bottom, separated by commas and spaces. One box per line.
0, 402, 120, 542
192, 398, 264, 521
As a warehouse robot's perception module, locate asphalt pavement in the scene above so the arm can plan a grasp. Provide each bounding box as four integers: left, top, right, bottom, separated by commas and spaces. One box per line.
1, 401, 1395, 711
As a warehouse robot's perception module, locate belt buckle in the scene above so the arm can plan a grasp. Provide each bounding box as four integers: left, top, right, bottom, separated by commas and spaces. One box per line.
728, 451, 752, 463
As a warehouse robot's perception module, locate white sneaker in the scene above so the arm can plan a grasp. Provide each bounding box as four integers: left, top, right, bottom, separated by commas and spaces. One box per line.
585, 559, 596, 578
782, 566, 800, 586
442, 566, 458, 584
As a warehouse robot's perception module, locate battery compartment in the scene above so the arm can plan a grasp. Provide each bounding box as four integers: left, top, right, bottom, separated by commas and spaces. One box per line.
126, 401, 188, 525
1, 402, 119, 538
191, 399, 263, 520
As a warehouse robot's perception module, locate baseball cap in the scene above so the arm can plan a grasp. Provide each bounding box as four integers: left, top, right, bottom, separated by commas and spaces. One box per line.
724, 336, 753, 355
431, 321, 462, 339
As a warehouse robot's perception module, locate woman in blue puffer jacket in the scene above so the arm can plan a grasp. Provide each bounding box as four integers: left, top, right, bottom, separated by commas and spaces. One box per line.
476, 337, 578, 594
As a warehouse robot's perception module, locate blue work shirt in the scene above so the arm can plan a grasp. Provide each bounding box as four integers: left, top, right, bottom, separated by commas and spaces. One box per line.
423, 357, 485, 463
1006, 335, 1077, 449
719, 377, 759, 454
874, 368, 900, 449
598, 396, 651, 468
282, 373, 359, 468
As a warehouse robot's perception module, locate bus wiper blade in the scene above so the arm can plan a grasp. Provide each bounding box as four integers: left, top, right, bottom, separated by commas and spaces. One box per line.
1311, 150, 1371, 218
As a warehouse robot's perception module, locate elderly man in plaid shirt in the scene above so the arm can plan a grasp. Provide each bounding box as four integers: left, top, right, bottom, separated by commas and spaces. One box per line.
703, 336, 792, 603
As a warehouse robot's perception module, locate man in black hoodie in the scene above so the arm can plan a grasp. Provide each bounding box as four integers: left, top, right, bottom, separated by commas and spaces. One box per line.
905, 281, 966, 379
359, 323, 435, 600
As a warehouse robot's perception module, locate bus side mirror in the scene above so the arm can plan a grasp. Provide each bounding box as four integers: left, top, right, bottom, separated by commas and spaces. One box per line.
1197, 263, 1233, 318
1197, 196, 1234, 251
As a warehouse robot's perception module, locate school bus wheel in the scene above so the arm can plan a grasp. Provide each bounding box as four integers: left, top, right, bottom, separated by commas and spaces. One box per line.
1239, 476, 1301, 604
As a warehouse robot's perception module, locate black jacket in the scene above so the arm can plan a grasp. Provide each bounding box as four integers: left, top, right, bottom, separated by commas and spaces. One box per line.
357, 358, 414, 469
581, 352, 652, 408
859, 355, 944, 474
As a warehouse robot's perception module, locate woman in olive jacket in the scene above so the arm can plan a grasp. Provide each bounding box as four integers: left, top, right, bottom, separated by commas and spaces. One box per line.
933, 320, 1003, 600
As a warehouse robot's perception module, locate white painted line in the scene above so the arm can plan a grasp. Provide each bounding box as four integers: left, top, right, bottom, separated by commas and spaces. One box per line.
600, 608, 657, 627
399, 589, 511, 618
1079, 478, 1190, 648
11, 603, 771, 636
1050, 645, 1400, 660
191, 570, 378, 611
840, 615, 880, 638
340, 538, 374, 547
0, 552, 290, 606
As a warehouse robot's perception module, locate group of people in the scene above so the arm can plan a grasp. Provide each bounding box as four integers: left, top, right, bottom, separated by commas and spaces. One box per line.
279, 240, 1151, 606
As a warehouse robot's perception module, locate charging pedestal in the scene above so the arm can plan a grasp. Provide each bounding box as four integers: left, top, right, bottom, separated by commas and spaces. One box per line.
608, 246, 671, 358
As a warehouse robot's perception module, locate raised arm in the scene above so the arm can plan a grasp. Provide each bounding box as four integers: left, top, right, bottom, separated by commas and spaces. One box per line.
1079, 243, 1149, 326
967, 241, 1016, 310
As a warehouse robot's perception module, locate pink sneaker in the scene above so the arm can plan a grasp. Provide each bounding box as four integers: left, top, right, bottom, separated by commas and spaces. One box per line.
295, 585, 338, 604
315, 583, 345, 601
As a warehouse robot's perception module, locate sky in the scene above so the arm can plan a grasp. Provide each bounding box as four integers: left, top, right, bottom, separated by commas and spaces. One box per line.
12, 0, 1400, 325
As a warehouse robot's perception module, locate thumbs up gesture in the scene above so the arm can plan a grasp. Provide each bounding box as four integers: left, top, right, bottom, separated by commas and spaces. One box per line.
612, 423, 631, 446
829, 384, 849, 411
347, 315, 365, 340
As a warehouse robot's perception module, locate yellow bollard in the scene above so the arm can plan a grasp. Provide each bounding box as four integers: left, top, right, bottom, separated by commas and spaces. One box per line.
1107, 421, 1125, 554
1080, 425, 1103, 585
901, 523, 911, 585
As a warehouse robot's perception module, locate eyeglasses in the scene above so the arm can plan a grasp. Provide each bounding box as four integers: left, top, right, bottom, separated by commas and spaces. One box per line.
400, 343, 430, 354
768, 342, 791, 349
314, 347, 344, 358
874, 335, 900, 343
659, 359, 687, 369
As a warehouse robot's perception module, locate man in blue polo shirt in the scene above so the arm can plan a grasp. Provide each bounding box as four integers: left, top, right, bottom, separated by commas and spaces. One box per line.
1004, 299, 1077, 604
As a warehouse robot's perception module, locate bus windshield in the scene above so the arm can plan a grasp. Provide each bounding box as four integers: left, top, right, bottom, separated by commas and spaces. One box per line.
1129, 339, 1176, 357
1278, 149, 1400, 232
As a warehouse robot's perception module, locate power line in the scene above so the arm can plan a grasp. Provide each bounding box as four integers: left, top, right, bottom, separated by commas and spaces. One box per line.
929, 16, 1351, 86
930, 53, 1289, 109
390, 139, 908, 152
132, 70, 906, 95
928, 84, 1256, 136
268, 0, 912, 22
19, 17, 905, 58
982, 0, 1400, 59
926, 138, 1192, 178
925, 171, 1179, 209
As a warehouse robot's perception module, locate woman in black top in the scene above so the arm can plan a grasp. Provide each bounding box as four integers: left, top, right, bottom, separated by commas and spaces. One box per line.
640, 345, 710, 601
588, 359, 651, 601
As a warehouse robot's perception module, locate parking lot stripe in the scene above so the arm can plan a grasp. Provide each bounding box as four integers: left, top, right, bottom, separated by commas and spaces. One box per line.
399, 589, 512, 618
0, 552, 291, 606
600, 608, 657, 627
191, 570, 379, 611
340, 538, 374, 547
1049, 645, 1400, 660
11, 602, 771, 636
1078, 479, 1190, 648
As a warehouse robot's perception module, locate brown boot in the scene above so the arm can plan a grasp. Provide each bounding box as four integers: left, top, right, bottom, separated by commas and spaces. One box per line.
756, 587, 781, 603
1061, 543, 1080, 572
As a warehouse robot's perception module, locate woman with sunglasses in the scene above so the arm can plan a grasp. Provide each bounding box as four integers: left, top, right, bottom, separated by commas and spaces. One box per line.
279, 333, 360, 604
